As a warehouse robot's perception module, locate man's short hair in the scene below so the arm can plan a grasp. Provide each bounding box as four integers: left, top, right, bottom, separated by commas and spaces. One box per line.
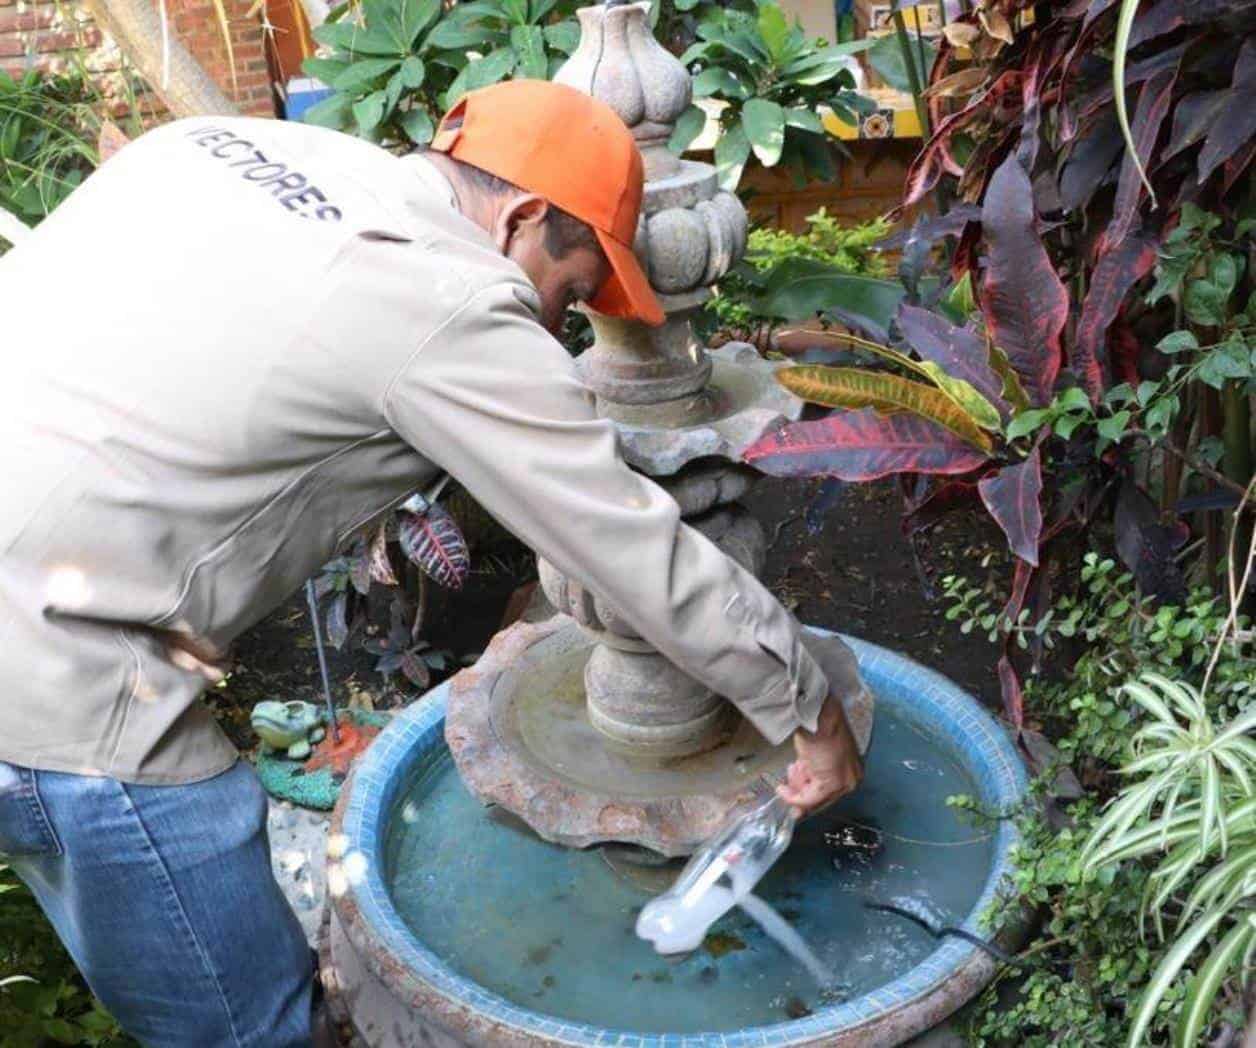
424, 139, 600, 259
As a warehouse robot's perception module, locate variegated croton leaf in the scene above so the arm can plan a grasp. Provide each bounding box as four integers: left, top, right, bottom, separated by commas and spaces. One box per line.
398, 503, 470, 591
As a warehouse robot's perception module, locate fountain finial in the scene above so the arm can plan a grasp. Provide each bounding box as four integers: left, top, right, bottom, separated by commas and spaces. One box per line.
554, 1, 691, 180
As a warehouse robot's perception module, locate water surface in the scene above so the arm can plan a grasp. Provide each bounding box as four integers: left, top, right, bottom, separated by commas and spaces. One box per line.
384, 709, 993, 1033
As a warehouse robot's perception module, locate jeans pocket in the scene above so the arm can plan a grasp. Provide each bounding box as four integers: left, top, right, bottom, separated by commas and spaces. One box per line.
0, 762, 62, 858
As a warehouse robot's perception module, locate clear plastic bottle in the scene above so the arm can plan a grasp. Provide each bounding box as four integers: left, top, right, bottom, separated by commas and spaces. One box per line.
636, 789, 796, 954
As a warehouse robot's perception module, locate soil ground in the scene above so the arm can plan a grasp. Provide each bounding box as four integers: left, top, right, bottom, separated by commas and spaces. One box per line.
213, 477, 1010, 748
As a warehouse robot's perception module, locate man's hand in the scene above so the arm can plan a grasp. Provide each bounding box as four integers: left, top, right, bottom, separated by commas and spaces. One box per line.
776, 694, 864, 816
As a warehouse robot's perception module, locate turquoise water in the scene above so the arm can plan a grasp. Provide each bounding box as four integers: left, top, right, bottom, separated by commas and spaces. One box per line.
383, 709, 994, 1033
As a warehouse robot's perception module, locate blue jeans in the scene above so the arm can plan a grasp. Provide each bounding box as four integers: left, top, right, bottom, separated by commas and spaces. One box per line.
0, 759, 314, 1047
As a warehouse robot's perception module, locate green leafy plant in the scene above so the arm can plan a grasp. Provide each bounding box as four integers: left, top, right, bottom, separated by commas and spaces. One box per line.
946, 536, 1256, 1045
945, 506, 1256, 1046
301, 0, 464, 145
669, 0, 872, 189
1081, 674, 1256, 1047
708, 209, 890, 334
0, 68, 100, 232
436, 0, 580, 104
1076, 515, 1256, 1047
964, 789, 1176, 1047
302, 0, 580, 147
1, 865, 132, 1046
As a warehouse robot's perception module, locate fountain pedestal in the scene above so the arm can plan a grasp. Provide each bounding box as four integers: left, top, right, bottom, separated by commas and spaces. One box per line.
445, 616, 873, 856
445, 1, 872, 856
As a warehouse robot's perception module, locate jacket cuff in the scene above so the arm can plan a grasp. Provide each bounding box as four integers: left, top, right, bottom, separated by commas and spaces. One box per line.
736, 632, 829, 746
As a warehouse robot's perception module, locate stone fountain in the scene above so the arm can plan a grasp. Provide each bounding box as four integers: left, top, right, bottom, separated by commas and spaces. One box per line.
318, 8, 1029, 1045
444, 0, 873, 858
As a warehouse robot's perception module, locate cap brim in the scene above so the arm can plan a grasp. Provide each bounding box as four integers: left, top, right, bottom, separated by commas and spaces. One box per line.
589, 229, 665, 327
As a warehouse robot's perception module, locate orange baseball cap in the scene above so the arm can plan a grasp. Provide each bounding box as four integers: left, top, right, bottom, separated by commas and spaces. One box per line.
430, 80, 665, 327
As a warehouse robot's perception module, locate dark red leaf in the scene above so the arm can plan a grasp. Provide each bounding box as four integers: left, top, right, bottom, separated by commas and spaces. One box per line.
1004, 557, 1034, 627
1127, 0, 1186, 48
348, 549, 371, 597
1183, 0, 1256, 26
1107, 66, 1178, 247
368, 521, 399, 586
901, 479, 981, 536
979, 154, 1068, 406
1164, 91, 1227, 163
900, 71, 1023, 210
1108, 316, 1142, 387
743, 410, 990, 483
875, 205, 980, 252
1060, 113, 1123, 210
326, 592, 349, 650
1072, 42, 1187, 133
399, 650, 432, 689
896, 305, 1010, 420
376, 651, 405, 675
997, 555, 1035, 730
1115, 481, 1189, 602
1044, 482, 1088, 542
997, 655, 1024, 729
952, 221, 981, 283
1223, 138, 1256, 194
1199, 39, 1256, 184
1061, 0, 1097, 18
1016, 40, 1052, 173
398, 504, 470, 590
978, 450, 1044, 567
1074, 231, 1160, 401
1080, 0, 1120, 27
1058, 16, 1119, 138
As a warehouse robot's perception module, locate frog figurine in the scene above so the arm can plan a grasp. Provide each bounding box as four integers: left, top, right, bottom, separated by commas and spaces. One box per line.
251, 700, 326, 761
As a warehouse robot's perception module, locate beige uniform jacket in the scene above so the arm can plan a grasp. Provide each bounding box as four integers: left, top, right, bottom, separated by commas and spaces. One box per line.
0, 117, 829, 785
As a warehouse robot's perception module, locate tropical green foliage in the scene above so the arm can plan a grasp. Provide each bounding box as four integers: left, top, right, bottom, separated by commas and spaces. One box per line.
964, 789, 1180, 1047
742, 0, 1256, 737
668, 0, 872, 189
945, 540, 1256, 1045
301, 0, 581, 146
0, 68, 100, 235
708, 209, 890, 333
1, 865, 133, 1047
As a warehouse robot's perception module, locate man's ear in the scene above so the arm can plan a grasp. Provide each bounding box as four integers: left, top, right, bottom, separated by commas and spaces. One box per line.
493, 194, 550, 255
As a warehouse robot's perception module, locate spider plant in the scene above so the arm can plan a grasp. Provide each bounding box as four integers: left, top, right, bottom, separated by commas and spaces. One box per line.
1083, 500, 1256, 1046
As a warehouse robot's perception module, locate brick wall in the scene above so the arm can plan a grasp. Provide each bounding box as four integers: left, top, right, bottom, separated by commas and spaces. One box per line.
0, 0, 276, 118
170, 0, 274, 115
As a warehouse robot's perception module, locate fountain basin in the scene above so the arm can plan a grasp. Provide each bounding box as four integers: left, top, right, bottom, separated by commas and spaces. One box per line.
323, 629, 1028, 1048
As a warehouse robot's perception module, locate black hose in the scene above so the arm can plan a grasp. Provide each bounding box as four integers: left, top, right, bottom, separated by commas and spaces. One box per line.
861, 901, 1022, 969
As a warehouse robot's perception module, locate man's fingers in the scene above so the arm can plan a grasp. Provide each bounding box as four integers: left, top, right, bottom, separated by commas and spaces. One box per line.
778, 780, 825, 809
773, 784, 805, 819
786, 760, 810, 793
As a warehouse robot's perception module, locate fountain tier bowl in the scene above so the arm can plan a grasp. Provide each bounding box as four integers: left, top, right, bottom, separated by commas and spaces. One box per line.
323, 630, 1028, 1048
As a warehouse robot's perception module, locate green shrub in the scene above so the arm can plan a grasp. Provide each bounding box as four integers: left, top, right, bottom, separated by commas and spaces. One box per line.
944, 551, 1256, 1046
0, 865, 132, 1047
668, 0, 873, 189
301, 0, 581, 147
0, 68, 100, 241
708, 208, 890, 332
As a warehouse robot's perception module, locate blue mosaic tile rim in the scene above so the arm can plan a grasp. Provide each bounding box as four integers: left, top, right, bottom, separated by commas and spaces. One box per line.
340, 629, 1027, 1047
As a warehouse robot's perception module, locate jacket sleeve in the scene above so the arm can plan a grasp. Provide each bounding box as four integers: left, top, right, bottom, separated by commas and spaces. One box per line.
382, 278, 829, 744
